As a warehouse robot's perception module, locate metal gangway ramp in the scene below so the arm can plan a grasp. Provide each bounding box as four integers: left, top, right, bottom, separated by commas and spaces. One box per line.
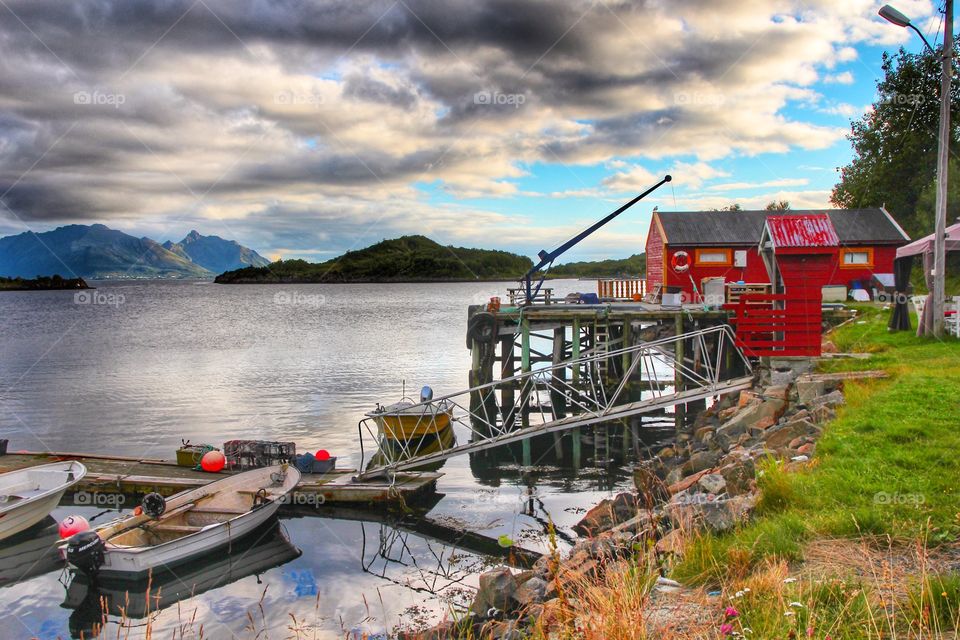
356, 325, 753, 481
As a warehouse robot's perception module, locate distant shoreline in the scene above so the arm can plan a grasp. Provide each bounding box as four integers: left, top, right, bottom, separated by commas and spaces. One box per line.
212, 275, 601, 285
0, 276, 90, 291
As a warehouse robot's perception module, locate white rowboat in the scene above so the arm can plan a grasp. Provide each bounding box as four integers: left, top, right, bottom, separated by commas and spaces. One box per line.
0, 461, 87, 541
66, 464, 299, 578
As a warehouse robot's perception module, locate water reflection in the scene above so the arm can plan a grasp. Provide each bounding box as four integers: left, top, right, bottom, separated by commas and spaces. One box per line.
0, 517, 62, 588
62, 522, 301, 638
0, 280, 663, 636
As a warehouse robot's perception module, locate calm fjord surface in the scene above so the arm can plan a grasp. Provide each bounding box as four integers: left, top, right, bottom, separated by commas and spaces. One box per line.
0, 279, 651, 639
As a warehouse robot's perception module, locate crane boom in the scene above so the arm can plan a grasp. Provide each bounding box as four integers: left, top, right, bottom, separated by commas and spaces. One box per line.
522, 174, 672, 304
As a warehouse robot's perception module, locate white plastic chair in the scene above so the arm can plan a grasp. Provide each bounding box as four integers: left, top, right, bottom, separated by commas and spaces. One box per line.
947, 296, 960, 337
911, 295, 926, 321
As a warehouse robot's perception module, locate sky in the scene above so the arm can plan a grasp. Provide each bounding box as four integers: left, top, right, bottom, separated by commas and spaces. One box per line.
0, 0, 944, 263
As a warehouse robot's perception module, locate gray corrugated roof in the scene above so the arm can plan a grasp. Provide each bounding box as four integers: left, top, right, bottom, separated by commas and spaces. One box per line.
655, 208, 908, 246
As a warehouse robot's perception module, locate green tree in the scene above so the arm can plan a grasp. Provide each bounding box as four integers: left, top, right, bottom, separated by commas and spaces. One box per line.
831, 44, 960, 238
765, 200, 791, 211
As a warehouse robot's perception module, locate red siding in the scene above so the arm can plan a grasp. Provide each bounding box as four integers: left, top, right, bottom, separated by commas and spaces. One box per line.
664, 245, 769, 297
645, 220, 663, 291
661, 244, 897, 300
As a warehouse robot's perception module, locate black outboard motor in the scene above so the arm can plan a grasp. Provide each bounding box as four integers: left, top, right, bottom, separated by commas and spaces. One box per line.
142, 492, 166, 518
65, 530, 105, 576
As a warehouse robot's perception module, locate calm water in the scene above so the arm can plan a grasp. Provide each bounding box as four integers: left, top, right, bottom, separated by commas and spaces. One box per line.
0, 280, 665, 639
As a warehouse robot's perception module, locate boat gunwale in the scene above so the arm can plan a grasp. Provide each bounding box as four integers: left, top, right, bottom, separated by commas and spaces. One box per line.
97, 465, 300, 557
0, 461, 87, 514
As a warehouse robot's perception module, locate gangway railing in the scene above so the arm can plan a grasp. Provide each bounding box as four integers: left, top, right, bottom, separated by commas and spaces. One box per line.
356, 324, 753, 481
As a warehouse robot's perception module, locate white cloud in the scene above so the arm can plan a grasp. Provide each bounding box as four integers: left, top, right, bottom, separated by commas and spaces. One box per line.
707, 178, 810, 191
820, 102, 865, 117
667, 189, 834, 211
0, 0, 936, 258
824, 71, 855, 84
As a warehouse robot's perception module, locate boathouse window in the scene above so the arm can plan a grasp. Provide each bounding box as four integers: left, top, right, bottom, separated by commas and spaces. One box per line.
694, 248, 732, 267
840, 248, 874, 268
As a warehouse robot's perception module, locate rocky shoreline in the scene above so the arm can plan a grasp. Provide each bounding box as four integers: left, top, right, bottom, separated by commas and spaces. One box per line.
408, 358, 883, 639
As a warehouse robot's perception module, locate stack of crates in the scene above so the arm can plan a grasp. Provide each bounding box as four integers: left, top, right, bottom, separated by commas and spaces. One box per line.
223, 440, 296, 470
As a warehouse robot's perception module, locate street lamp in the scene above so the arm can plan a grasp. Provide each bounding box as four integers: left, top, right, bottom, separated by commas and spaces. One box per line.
879, 4, 935, 51
879, 3, 952, 337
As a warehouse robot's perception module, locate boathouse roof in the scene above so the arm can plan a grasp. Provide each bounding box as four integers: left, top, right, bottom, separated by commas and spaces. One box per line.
654, 208, 908, 246
764, 214, 840, 248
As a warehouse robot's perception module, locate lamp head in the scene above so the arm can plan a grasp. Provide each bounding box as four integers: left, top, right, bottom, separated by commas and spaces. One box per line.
879, 4, 912, 28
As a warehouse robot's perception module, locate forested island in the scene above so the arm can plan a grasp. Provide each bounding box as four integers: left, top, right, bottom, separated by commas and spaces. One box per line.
547, 253, 645, 278
215, 235, 648, 284
215, 236, 534, 283
0, 275, 90, 291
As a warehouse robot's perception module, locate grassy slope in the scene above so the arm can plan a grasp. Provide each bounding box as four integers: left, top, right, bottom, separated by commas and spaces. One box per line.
675, 305, 960, 584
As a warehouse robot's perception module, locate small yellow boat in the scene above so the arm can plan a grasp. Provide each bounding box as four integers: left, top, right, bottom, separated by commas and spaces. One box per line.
366, 422, 455, 472
366, 386, 454, 441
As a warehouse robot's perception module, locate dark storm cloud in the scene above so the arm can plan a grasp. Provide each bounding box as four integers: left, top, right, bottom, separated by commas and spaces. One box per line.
0, 0, 852, 234
217, 148, 456, 192
0, 0, 592, 74
343, 75, 417, 109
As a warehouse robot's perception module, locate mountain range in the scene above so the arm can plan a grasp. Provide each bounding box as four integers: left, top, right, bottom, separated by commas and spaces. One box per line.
0, 224, 269, 279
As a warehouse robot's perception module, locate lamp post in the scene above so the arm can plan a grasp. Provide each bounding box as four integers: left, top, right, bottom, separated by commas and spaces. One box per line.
880, 2, 952, 337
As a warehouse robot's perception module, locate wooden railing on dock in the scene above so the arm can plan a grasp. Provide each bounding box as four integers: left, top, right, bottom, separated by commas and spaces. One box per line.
506, 287, 554, 305
596, 278, 646, 300
725, 292, 822, 357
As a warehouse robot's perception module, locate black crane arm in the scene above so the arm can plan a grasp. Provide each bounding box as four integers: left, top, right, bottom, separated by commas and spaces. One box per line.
522, 174, 672, 304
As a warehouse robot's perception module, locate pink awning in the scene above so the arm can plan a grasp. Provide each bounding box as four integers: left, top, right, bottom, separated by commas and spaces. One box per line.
897, 221, 960, 258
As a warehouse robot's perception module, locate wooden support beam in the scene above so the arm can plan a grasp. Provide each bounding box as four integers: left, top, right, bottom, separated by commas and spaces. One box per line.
521, 317, 532, 466
674, 313, 685, 436
571, 319, 581, 470
500, 336, 515, 430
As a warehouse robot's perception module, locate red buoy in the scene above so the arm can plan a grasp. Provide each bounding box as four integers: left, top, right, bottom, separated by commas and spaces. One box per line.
59, 515, 90, 539
200, 450, 226, 472
315, 449, 330, 461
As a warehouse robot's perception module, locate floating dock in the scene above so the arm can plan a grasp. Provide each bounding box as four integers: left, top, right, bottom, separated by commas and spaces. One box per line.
0, 452, 440, 508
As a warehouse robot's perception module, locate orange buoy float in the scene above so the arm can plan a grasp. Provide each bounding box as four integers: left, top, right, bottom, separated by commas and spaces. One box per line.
200, 450, 226, 472
315, 449, 331, 461
58, 515, 90, 539
671, 250, 690, 273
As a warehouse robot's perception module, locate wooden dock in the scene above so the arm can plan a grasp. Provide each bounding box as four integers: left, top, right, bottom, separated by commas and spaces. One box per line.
465, 299, 855, 467
0, 452, 441, 509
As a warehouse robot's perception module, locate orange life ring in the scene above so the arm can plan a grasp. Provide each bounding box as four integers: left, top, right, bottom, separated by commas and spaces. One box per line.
671, 250, 690, 273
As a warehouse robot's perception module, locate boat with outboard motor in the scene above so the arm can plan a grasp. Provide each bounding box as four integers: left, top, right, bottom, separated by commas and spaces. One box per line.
62, 464, 299, 578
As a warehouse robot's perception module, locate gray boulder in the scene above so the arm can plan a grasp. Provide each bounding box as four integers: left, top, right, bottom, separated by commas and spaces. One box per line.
684, 450, 721, 474
573, 492, 639, 536
471, 567, 517, 616
665, 494, 757, 532
697, 473, 726, 495
719, 458, 756, 495
513, 577, 548, 606
764, 417, 820, 449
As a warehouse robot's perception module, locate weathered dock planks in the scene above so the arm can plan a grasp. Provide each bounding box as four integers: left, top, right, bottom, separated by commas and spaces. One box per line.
0, 452, 440, 508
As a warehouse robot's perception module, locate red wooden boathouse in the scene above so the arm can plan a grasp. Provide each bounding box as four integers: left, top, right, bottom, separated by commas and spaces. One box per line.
724, 214, 840, 357
645, 208, 909, 301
